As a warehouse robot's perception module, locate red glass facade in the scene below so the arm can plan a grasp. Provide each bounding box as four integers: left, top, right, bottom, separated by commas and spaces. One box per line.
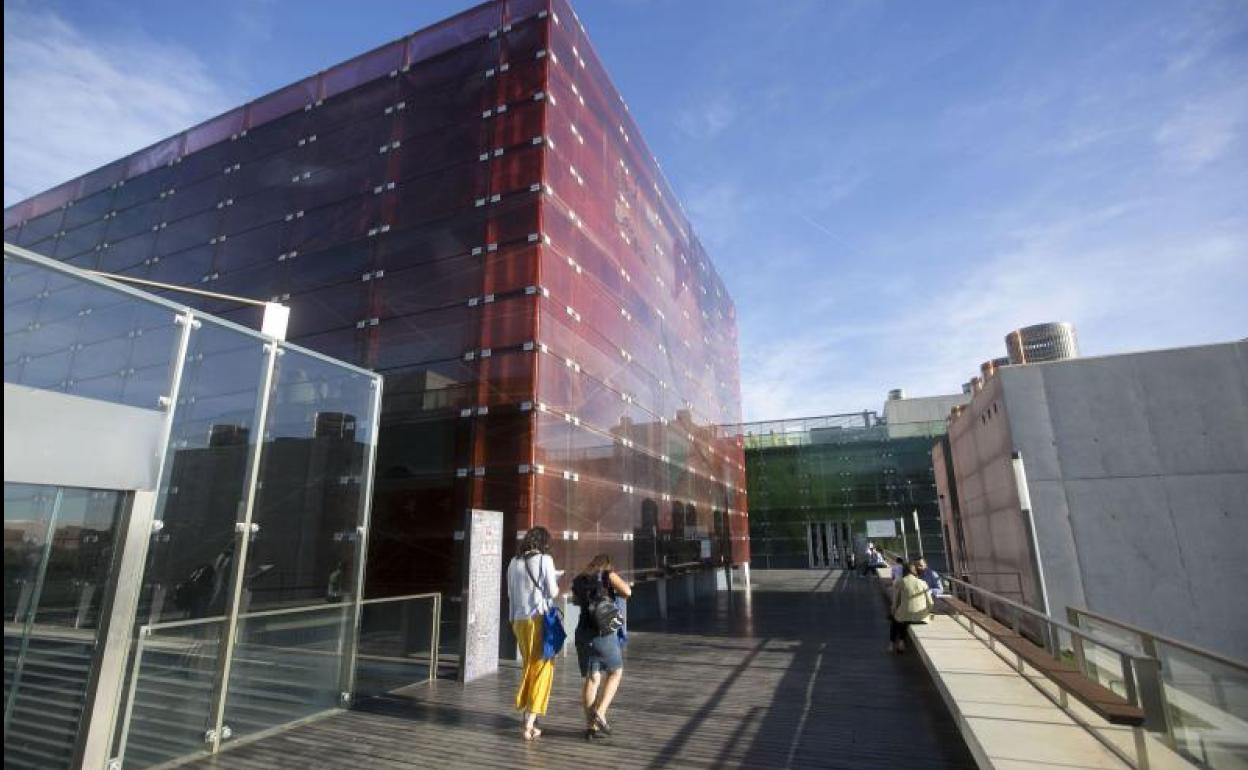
4, 0, 748, 603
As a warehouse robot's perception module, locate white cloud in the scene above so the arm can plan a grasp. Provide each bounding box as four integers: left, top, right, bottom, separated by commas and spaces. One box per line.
736, 212, 1248, 422
1153, 86, 1247, 173
675, 94, 737, 141
3, 7, 237, 205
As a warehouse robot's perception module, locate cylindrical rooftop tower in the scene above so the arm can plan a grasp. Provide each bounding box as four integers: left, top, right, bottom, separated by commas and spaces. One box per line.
1005, 322, 1079, 364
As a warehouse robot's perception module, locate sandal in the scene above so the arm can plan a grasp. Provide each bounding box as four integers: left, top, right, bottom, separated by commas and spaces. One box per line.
586, 708, 612, 735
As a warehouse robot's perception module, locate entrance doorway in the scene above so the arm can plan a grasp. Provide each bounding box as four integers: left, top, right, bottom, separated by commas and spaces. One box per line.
807, 521, 841, 568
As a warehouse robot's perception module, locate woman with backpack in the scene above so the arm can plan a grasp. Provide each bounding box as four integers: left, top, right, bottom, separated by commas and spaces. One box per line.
506, 527, 561, 741
571, 554, 632, 741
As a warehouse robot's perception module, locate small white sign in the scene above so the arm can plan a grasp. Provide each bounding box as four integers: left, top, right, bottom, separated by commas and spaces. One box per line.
866, 519, 897, 539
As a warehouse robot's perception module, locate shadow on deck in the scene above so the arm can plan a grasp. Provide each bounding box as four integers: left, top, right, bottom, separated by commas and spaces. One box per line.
187, 570, 976, 770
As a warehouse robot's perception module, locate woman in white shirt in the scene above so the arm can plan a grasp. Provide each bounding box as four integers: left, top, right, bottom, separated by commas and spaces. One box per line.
506, 526, 560, 741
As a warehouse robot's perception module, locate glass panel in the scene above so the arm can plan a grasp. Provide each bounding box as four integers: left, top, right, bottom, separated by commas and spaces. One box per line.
223, 604, 352, 740
3, 484, 129, 770
4, 255, 183, 410
1159, 643, 1248, 770
138, 321, 268, 626
120, 621, 222, 770
244, 349, 376, 612
1076, 635, 1130, 698
354, 596, 439, 700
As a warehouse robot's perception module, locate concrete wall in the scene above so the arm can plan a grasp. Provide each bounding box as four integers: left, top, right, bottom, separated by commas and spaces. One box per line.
942, 375, 1047, 606
884, 393, 970, 439
950, 341, 1248, 661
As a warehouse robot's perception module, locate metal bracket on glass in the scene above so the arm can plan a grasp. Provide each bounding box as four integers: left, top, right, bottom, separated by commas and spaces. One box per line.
204, 729, 217, 744
235, 522, 260, 535
151, 520, 165, 535
107, 759, 122, 770
340, 692, 351, 705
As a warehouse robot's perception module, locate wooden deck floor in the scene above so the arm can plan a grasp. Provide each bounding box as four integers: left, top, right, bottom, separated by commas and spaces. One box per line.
187, 570, 977, 770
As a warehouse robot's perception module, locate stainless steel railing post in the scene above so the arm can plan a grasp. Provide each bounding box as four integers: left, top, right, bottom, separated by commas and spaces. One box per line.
429, 594, 442, 683
1067, 607, 1089, 676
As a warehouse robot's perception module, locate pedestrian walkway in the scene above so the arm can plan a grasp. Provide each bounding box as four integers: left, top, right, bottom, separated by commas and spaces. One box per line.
187, 570, 977, 770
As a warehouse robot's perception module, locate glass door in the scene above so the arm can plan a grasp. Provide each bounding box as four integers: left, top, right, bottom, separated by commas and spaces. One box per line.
3, 483, 131, 770
807, 522, 835, 569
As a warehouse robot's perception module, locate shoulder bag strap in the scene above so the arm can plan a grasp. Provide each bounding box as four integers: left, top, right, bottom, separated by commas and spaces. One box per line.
522, 554, 548, 599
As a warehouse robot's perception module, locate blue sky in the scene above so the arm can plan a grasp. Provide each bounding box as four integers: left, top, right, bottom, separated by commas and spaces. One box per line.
5, 0, 1246, 421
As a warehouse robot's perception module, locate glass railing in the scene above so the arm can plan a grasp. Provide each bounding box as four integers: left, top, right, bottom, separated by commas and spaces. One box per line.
353, 593, 443, 701
1070, 607, 1248, 770
114, 618, 223, 769
112, 593, 440, 769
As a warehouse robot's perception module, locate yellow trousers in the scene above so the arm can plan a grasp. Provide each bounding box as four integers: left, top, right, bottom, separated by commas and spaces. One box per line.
512, 616, 554, 715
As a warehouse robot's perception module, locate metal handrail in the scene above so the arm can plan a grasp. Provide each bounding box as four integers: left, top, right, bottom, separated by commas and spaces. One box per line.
940, 575, 1136, 654
140, 614, 230, 634
1069, 606, 1248, 672
139, 593, 443, 634
359, 592, 441, 606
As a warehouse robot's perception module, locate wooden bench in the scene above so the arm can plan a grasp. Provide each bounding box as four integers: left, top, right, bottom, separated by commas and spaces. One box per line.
939, 595, 1145, 727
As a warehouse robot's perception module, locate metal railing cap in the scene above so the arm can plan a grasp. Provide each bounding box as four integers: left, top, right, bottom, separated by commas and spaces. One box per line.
1070, 606, 1248, 673
940, 575, 1156, 662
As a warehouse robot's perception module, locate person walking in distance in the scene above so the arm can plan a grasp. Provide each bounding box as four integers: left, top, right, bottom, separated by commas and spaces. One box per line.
571, 554, 632, 741
506, 527, 560, 741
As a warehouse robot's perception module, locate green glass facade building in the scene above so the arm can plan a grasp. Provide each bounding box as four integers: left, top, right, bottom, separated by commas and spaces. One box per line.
738, 402, 962, 572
